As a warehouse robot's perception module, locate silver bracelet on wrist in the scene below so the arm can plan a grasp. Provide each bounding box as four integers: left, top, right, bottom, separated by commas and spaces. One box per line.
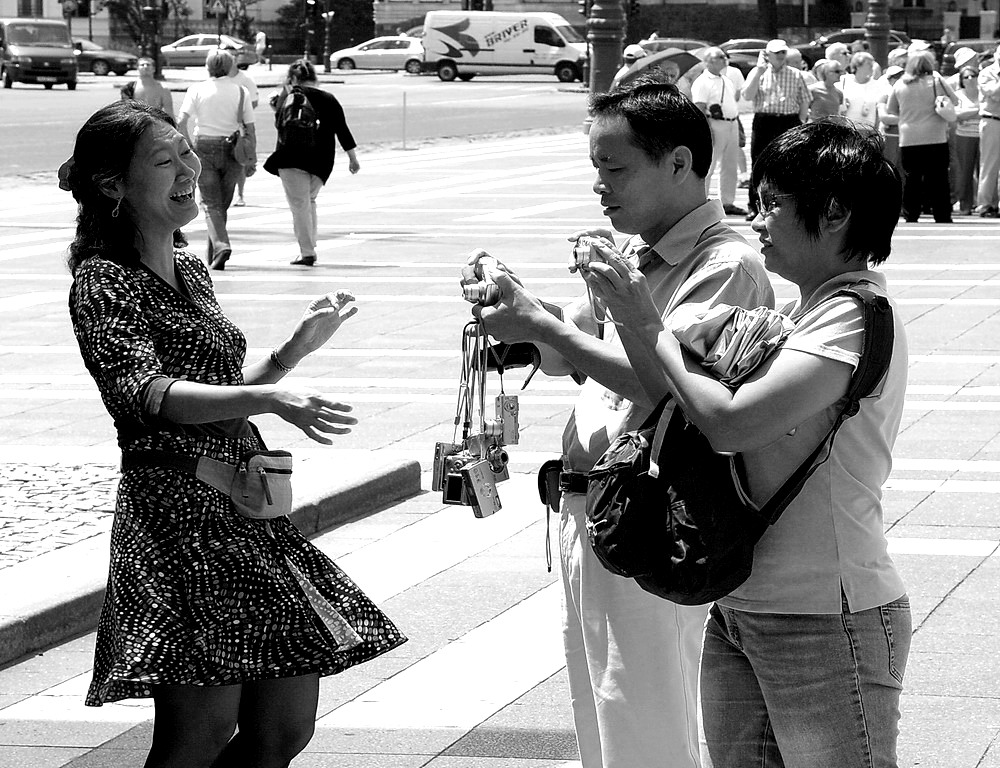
270, 349, 295, 373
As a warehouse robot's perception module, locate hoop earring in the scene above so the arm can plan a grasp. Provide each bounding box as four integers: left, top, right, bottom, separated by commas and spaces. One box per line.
111, 197, 123, 218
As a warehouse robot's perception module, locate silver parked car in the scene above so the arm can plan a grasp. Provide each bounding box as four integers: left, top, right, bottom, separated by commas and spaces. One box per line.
330, 36, 423, 74
159, 34, 258, 69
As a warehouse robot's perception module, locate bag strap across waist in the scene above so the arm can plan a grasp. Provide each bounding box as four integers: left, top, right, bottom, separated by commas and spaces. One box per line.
122, 450, 200, 475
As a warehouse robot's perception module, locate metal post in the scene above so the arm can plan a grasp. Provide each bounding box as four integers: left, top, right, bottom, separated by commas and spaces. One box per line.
864, 0, 891, 69
587, 0, 626, 97
322, 0, 333, 73
402, 91, 407, 150
143, 5, 161, 76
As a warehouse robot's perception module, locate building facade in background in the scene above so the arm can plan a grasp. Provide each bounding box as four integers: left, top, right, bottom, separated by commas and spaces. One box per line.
0, 0, 995, 55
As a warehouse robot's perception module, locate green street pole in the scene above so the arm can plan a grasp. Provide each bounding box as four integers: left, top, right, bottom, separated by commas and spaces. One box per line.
864, 0, 891, 68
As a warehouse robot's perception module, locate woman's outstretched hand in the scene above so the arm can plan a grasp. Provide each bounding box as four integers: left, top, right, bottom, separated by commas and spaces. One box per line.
271, 388, 358, 444
288, 290, 358, 360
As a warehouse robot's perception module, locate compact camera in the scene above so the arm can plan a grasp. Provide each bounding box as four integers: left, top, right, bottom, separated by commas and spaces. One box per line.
463, 255, 501, 306
707, 103, 725, 120
431, 394, 519, 518
570, 236, 606, 273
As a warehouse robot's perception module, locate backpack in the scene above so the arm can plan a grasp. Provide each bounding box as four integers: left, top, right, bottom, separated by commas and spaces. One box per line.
584, 286, 895, 606
276, 86, 319, 151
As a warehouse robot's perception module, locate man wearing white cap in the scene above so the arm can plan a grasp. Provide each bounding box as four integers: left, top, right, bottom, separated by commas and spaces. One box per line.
975, 43, 1000, 217
612, 44, 647, 90
741, 39, 810, 220
692, 47, 747, 216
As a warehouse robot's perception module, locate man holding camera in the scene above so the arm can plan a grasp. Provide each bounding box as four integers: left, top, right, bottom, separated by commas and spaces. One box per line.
692, 47, 747, 217
462, 81, 772, 768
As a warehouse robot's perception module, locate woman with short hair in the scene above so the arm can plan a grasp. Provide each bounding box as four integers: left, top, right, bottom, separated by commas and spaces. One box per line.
808, 58, 845, 121
583, 119, 911, 768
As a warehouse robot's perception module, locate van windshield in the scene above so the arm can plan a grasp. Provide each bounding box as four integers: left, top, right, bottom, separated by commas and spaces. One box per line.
554, 25, 584, 44
7, 23, 72, 47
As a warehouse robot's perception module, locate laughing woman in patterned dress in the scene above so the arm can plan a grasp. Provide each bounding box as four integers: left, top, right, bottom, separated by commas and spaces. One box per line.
61, 100, 406, 768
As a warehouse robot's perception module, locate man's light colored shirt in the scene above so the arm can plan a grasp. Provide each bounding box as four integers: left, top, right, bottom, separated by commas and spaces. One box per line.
562, 200, 774, 471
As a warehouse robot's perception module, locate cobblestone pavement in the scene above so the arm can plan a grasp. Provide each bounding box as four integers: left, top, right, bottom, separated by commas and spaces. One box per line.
0, 464, 116, 570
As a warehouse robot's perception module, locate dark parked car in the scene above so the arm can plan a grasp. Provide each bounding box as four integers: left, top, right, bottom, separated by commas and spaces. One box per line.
942, 39, 998, 75
74, 38, 137, 76
795, 28, 912, 66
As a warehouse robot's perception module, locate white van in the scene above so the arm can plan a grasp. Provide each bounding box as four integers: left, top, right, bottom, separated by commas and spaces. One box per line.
422, 11, 586, 82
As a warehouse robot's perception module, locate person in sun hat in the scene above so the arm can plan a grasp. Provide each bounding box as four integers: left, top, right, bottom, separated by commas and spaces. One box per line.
947, 46, 979, 89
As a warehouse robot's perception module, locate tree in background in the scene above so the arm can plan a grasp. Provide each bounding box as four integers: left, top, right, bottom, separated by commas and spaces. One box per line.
226, 0, 259, 39
758, 0, 777, 38
274, 0, 373, 56
163, 0, 191, 40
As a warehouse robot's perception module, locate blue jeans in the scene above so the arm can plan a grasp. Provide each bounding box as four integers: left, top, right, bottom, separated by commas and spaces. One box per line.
195, 136, 240, 256
701, 596, 911, 768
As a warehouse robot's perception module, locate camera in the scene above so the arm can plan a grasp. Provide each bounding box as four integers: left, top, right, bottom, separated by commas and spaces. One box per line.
463, 255, 501, 306
707, 103, 724, 120
432, 394, 519, 518
570, 236, 606, 273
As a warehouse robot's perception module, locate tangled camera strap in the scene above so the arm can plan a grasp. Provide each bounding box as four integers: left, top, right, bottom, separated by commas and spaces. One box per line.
454, 320, 510, 444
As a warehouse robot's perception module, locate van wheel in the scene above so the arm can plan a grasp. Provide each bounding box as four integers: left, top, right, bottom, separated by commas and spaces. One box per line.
404, 59, 421, 75
91, 59, 110, 76
2, 68, 12, 88
458, 73, 475, 81
44, 83, 54, 90
67, 80, 77, 90
555, 63, 578, 83
337, 58, 355, 70
437, 62, 458, 81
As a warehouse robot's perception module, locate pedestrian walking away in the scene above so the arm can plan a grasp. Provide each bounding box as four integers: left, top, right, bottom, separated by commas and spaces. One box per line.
121, 56, 174, 119
461, 79, 774, 768
177, 48, 256, 270
883, 51, 958, 223
741, 39, 810, 220
691, 47, 747, 217
264, 59, 360, 267
586, 118, 911, 768
975, 43, 1000, 217
59, 99, 406, 768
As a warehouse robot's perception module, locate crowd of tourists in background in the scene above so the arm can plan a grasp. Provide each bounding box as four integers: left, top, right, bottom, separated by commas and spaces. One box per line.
677, 36, 1000, 223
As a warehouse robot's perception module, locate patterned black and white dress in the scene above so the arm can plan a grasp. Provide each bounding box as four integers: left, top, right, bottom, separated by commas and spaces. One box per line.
69, 250, 406, 706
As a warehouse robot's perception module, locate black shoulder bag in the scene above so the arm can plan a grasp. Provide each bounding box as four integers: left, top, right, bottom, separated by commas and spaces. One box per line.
584, 286, 895, 605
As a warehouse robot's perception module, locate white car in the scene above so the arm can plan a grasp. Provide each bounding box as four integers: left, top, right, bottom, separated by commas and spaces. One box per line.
330, 36, 423, 74
159, 34, 258, 69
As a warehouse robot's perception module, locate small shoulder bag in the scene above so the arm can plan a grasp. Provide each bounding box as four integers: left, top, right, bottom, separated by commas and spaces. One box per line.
584, 286, 895, 605
228, 87, 257, 166
122, 422, 292, 519
932, 75, 958, 123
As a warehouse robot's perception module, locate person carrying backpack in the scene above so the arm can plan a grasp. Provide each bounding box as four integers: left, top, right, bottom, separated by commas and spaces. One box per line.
263, 59, 360, 266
